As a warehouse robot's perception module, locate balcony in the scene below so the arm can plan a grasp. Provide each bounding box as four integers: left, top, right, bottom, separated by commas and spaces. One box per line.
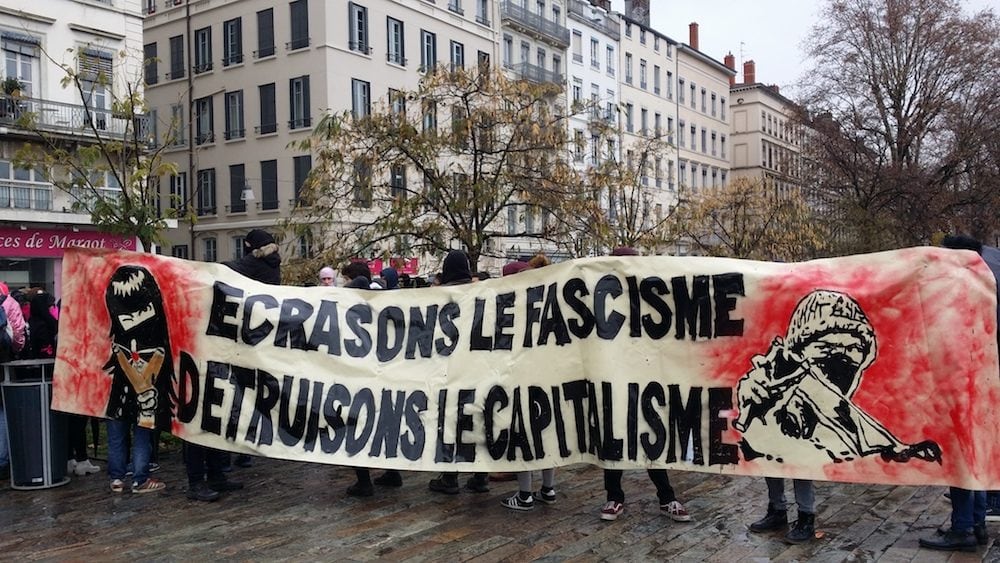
566, 0, 620, 40
0, 179, 53, 211
511, 62, 564, 85
500, 1, 570, 48
0, 94, 139, 140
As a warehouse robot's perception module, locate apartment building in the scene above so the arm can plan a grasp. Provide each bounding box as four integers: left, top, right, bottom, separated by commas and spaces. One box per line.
728, 59, 804, 197
617, 9, 677, 223
0, 0, 146, 294
674, 23, 733, 200
143, 0, 497, 264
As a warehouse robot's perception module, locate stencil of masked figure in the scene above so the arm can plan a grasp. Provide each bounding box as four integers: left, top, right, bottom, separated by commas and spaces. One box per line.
104, 266, 175, 430
735, 290, 941, 464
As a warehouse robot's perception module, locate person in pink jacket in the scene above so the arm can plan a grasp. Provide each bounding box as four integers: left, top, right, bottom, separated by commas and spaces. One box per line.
0, 281, 26, 355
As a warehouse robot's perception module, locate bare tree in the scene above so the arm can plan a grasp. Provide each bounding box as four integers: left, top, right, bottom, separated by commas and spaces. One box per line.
11, 48, 179, 250
800, 0, 1000, 252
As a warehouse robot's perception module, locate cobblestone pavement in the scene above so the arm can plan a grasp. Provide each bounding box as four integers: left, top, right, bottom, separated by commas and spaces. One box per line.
0, 452, 996, 562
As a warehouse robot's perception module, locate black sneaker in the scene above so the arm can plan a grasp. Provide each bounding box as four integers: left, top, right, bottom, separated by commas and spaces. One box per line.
374, 471, 403, 487
208, 478, 244, 492
346, 481, 374, 497
428, 476, 460, 495
784, 512, 816, 544
465, 475, 490, 493
187, 481, 221, 502
536, 487, 556, 504
501, 493, 534, 511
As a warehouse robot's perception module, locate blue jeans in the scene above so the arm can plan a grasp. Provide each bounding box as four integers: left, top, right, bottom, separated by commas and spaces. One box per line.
0, 406, 8, 467
949, 487, 987, 532
107, 420, 152, 486
766, 477, 815, 513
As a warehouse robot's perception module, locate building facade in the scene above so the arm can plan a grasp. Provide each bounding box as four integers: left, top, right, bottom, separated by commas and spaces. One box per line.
0, 0, 146, 294
728, 59, 804, 197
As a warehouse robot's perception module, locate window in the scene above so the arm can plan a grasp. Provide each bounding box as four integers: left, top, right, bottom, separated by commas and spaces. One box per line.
289, 0, 309, 50
639, 59, 647, 89
387, 17, 404, 65
667, 116, 674, 143
229, 164, 246, 213
194, 27, 212, 73
450, 40, 465, 69
476, 0, 490, 25
169, 172, 187, 214
143, 43, 158, 85
298, 232, 314, 259
224, 90, 244, 139
654, 36, 660, 51
289, 75, 311, 129
420, 30, 437, 72
678, 120, 685, 147
720, 97, 726, 120
353, 160, 372, 207
721, 134, 727, 158
258, 83, 276, 134
256, 9, 275, 58
590, 133, 599, 164
573, 130, 584, 162
352, 78, 371, 118
197, 169, 216, 216
624, 53, 632, 83
653, 65, 660, 94
701, 88, 706, 112
655, 157, 662, 187
170, 104, 185, 145
260, 160, 278, 210
503, 34, 513, 67
478, 50, 490, 71
690, 82, 696, 108
203, 238, 217, 262
639, 28, 646, 44
223, 18, 243, 66
711, 131, 717, 156
507, 205, 517, 235
422, 98, 437, 132
690, 124, 696, 148
571, 78, 581, 104
625, 22, 631, 37
195, 96, 214, 144
169, 35, 184, 79
678, 78, 685, 103
349, 2, 369, 54
389, 88, 406, 116
711, 92, 717, 117
701, 127, 707, 153
571, 31, 582, 63
606, 45, 615, 76
390, 164, 407, 200
590, 38, 599, 68
678, 161, 686, 187
625, 103, 633, 133
640, 108, 648, 135
293, 155, 312, 203
172, 245, 189, 259
654, 112, 661, 136
666, 71, 673, 99
552, 54, 561, 75
231, 238, 244, 260
535, 47, 545, 69
448, 0, 463, 14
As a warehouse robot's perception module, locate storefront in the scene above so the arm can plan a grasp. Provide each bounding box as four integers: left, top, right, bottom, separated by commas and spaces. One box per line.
0, 225, 138, 298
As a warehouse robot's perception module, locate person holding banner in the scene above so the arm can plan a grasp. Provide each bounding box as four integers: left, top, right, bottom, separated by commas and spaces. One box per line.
428, 250, 490, 495
598, 247, 691, 523
318, 266, 336, 287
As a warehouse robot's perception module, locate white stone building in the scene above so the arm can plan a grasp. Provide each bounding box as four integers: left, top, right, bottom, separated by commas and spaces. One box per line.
0, 0, 146, 294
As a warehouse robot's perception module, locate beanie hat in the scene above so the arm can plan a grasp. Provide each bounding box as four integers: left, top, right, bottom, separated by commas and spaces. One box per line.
319, 266, 335, 280
502, 261, 530, 276
244, 229, 275, 251
611, 246, 639, 256
439, 250, 472, 285
381, 267, 400, 289
785, 290, 876, 377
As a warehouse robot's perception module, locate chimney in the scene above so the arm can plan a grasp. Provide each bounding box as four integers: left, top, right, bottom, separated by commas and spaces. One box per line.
624, 0, 650, 26
590, 0, 611, 11
770, 84, 780, 94
688, 22, 699, 50
724, 52, 736, 86
743, 59, 756, 85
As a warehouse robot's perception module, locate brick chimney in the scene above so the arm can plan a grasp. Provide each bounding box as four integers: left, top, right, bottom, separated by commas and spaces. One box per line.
688, 22, 699, 50
743, 59, 756, 85
724, 52, 736, 86
590, 0, 611, 11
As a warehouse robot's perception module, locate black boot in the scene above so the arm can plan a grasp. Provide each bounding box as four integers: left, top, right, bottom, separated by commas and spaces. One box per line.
919, 528, 977, 552
936, 523, 988, 546
748, 503, 788, 533
428, 473, 460, 494
187, 481, 221, 502
784, 511, 816, 544
374, 470, 403, 487
465, 473, 490, 493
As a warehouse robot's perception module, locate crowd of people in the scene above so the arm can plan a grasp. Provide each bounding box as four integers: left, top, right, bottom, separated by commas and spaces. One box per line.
1, 229, 998, 553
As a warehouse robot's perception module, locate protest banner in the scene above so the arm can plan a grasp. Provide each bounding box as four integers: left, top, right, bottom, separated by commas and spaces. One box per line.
52, 247, 1000, 489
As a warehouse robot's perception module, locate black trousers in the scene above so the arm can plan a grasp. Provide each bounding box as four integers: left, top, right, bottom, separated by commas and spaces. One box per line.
604, 469, 675, 504
184, 443, 226, 485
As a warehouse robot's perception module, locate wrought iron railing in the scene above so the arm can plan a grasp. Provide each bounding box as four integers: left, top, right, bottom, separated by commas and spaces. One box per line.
499, 1, 570, 47
511, 62, 564, 84
0, 94, 140, 139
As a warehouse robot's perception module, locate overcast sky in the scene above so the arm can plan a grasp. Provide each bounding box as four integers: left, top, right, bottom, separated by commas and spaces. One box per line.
611, 0, 998, 100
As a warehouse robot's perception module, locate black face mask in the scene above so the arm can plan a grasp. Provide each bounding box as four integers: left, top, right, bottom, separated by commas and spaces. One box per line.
813, 354, 860, 395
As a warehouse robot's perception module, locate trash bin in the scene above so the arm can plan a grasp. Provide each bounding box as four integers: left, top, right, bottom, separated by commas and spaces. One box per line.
1, 359, 70, 489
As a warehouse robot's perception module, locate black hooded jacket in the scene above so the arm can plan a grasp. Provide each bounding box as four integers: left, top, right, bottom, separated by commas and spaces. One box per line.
225, 246, 281, 284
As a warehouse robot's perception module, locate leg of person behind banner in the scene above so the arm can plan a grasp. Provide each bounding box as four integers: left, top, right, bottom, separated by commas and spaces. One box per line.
919, 487, 980, 552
